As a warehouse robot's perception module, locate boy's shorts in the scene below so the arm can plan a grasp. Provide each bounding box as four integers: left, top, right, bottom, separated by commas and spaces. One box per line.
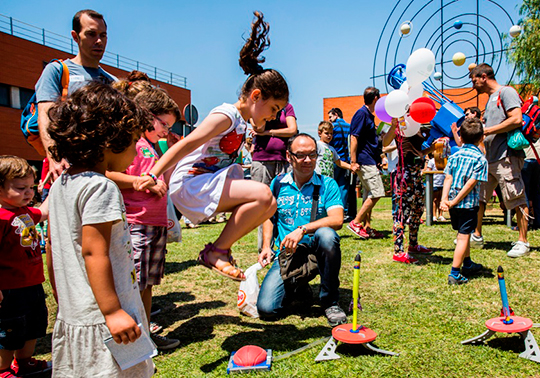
449, 206, 479, 235
0, 284, 48, 350
130, 224, 167, 290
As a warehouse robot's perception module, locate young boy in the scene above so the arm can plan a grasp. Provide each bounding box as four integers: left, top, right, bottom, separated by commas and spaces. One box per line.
440, 118, 488, 285
0, 156, 50, 378
316, 121, 351, 178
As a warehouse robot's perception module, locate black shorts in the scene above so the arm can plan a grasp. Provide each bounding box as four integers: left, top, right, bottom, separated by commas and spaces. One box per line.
449, 207, 479, 235
0, 284, 48, 350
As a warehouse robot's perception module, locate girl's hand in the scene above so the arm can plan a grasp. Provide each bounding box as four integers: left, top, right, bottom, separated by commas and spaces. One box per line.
133, 175, 156, 191
147, 179, 168, 198
105, 309, 141, 344
167, 132, 181, 148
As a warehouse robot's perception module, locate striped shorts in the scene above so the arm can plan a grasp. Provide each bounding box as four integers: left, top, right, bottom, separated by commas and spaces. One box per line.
130, 224, 167, 290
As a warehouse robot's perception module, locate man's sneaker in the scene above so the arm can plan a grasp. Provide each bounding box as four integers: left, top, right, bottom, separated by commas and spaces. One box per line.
324, 305, 347, 327
0, 370, 20, 378
151, 334, 180, 351
448, 273, 469, 285
347, 221, 369, 239
470, 234, 484, 248
366, 227, 384, 239
461, 262, 484, 276
408, 244, 433, 254
392, 252, 418, 264
11, 358, 51, 377
507, 241, 531, 258
149, 321, 163, 334
150, 304, 162, 317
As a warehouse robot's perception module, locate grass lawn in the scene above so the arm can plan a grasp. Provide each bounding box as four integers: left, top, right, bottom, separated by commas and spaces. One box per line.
37, 197, 540, 377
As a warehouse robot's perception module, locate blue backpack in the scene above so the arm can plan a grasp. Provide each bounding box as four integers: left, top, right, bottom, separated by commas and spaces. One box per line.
20, 59, 69, 156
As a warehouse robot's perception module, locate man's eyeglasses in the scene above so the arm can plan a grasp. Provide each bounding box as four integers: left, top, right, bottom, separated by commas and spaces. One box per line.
152, 114, 172, 131
289, 151, 318, 161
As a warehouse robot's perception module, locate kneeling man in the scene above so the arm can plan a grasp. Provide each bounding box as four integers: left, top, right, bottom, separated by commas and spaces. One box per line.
257, 133, 347, 326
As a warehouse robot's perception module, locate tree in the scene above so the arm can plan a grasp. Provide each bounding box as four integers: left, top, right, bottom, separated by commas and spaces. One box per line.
506, 0, 540, 95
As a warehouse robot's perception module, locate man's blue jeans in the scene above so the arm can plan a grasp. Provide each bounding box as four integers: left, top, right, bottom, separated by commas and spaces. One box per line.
257, 227, 341, 318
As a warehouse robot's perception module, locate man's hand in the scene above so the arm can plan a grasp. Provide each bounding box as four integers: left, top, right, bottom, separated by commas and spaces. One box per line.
146, 179, 167, 198
351, 162, 360, 173
104, 309, 141, 344
48, 158, 70, 181
258, 248, 274, 268
279, 228, 304, 255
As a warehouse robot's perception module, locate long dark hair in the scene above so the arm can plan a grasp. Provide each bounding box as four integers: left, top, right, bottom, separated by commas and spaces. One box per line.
238, 11, 289, 102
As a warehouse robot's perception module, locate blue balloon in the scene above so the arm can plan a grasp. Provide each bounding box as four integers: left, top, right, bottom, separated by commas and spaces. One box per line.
453, 20, 463, 30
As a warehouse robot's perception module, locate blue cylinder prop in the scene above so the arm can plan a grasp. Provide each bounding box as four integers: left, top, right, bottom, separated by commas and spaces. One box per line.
497, 266, 514, 325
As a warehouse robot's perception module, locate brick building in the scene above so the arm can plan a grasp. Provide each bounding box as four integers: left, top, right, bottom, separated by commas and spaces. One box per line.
0, 22, 191, 167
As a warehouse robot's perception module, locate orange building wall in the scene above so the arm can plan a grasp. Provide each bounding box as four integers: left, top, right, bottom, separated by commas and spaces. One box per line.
0, 32, 191, 162
324, 88, 490, 124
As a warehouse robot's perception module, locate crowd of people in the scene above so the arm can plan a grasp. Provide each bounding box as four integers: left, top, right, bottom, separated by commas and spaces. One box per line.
0, 8, 536, 378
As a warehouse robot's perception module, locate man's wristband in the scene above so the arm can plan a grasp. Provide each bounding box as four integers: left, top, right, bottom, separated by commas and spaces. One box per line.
141, 172, 158, 183
298, 225, 307, 235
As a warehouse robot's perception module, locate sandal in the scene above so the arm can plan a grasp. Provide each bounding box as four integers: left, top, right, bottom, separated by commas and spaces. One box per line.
197, 243, 246, 281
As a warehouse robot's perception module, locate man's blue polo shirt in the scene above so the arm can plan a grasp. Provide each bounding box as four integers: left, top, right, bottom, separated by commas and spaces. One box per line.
350, 105, 379, 165
270, 172, 343, 253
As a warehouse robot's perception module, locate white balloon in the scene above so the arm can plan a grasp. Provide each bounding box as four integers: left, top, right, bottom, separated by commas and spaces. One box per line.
406, 48, 436, 87
385, 90, 410, 118
401, 115, 421, 137
408, 84, 424, 102
400, 81, 423, 103
400, 81, 409, 93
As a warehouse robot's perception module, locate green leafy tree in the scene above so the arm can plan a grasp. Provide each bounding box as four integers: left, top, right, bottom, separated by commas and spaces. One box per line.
506, 0, 540, 95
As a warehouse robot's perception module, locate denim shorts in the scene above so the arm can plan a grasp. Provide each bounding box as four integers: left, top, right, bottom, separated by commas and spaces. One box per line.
450, 207, 479, 235
0, 284, 48, 350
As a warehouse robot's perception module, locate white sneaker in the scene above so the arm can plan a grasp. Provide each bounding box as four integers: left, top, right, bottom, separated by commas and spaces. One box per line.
507, 241, 530, 258
455, 234, 484, 247
438, 216, 447, 222
470, 234, 484, 248
433, 216, 438, 222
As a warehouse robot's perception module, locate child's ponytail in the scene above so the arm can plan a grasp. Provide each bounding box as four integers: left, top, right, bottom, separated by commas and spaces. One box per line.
239, 11, 289, 102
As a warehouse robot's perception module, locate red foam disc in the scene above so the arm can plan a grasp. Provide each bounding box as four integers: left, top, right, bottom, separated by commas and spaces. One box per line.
332, 323, 378, 344
485, 316, 533, 333
233, 345, 267, 367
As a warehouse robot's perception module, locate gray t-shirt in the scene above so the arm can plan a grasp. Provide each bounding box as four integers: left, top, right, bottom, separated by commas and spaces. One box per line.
49, 172, 145, 326
316, 140, 339, 177
35, 59, 116, 102
483, 86, 524, 163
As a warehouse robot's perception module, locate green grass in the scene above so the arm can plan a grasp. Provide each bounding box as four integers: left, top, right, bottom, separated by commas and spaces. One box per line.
37, 197, 540, 377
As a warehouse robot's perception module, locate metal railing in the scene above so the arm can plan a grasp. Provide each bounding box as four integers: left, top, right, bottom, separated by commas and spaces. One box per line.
0, 14, 188, 89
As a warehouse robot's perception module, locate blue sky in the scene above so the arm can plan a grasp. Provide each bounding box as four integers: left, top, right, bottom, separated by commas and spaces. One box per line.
1, 0, 520, 136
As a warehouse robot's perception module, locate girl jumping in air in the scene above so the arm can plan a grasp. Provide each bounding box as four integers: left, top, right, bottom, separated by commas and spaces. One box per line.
136, 11, 289, 281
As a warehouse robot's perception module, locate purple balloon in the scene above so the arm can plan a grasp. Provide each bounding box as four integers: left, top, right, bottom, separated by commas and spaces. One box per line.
375, 96, 393, 123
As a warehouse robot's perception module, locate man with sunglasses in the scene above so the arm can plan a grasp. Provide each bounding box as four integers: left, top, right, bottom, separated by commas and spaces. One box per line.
257, 133, 347, 326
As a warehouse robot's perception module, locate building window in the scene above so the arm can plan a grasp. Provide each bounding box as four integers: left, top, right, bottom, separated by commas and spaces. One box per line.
0, 84, 10, 107
19, 88, 34, 108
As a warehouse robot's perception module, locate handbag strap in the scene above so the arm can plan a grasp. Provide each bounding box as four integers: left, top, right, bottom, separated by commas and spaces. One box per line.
310, 184, 321, 223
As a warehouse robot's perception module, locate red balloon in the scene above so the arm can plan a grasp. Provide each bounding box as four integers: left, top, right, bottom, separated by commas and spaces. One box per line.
233, 345, 267, 367
409, 97, 437, 124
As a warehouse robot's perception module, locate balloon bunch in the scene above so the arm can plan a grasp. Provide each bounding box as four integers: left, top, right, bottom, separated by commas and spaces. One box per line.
375, 48, 437, 137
